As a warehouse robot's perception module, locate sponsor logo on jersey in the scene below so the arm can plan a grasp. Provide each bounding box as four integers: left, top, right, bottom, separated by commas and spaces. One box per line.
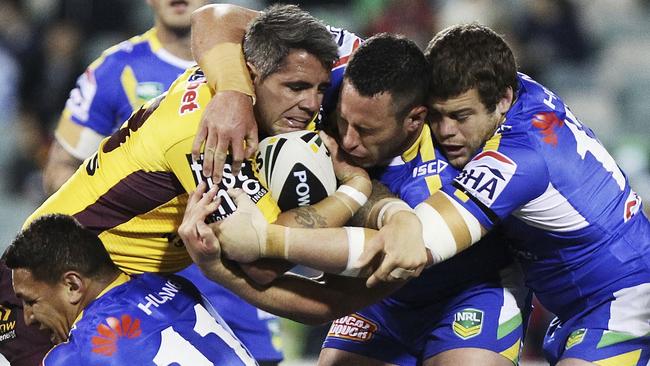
454, 151, 517, 207
137, 279, 182, 316
565, 328, 587, 350
136, 82, 164, 102
0, 306, 16, 343
178, 71, 206, 115
412, 159, 449, 178
532, 112, 564, 146
624, 191, 642, 222
66, 68, 97, 121
327, 314, 378, 342
91, 314, 142, 356
452, 308, 484, 340
187, 154, 267, 222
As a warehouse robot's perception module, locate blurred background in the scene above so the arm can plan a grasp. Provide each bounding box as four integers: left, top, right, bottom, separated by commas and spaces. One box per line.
0, 0, 648, 365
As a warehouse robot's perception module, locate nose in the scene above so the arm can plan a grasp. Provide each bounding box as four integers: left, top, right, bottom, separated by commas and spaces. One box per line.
340, 125, 360, 153
23, 306, 34, 326
298, 90, 321, 114
435, 116, 457, 139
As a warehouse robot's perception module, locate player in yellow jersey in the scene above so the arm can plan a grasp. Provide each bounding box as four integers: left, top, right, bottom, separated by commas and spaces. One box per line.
25, 5, 376, 365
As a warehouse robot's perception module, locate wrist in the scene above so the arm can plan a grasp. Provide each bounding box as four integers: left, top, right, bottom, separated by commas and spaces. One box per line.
340, 174, 372, 198
264, 224, 289, 259
199, 43, 256, 103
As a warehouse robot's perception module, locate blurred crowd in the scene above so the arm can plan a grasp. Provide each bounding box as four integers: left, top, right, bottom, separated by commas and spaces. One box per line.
0, 0, 648, 364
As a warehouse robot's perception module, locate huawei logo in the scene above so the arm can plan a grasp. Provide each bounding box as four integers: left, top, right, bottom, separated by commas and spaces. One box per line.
91, 315, 142, 356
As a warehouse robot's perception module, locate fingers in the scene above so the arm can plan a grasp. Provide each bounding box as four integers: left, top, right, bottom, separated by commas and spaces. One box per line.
230, 138, 245, 178
192, 124, 208, 161
244, 130, 258, 159
226, 187, 252, 208
211, 138, 230, 184
196, 221, 220, 256
354, 236, 383, 271
202, 132, 218, 180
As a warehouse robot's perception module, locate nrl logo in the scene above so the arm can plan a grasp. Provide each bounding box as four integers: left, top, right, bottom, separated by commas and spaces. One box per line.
452, 309, 484, 340
565, 328, 587, 350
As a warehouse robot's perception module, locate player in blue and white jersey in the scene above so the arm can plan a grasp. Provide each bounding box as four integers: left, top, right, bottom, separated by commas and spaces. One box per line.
43, 0, 207, 194
181, 34, 527, 366
187, 23, 649, 366
4, 214, 256, 366
418, 24, 650, 365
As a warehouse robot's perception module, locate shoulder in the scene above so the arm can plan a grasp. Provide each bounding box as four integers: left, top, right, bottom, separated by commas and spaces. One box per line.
41, 338, 84, 365
86, 30, 154, 75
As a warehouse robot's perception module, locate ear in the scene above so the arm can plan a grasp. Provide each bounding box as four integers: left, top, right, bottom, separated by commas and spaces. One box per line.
247, 62, 260, 84
403, 105, 427, 133
496, 87, 514, 115
62, 271, 85, 305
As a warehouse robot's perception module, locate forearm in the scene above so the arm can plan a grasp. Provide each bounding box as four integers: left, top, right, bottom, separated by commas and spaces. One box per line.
275, 175, 372, 228
190, 4, 258, 61
42, 140, 83, 195
206, 258, 399, 325
191, 4, 258, 95
261, 225, 377, 275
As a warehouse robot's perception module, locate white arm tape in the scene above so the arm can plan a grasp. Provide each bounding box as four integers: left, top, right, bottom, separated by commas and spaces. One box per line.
338, 226, 364, 277
337, 185, 368, 207
376, 200, 414, 229
413, 193, 482, 264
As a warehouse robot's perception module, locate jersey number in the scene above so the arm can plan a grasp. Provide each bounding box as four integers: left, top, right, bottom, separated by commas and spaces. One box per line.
152, 304, 256, 366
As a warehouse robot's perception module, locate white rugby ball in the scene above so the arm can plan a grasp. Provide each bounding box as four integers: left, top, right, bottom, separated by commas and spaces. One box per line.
255, 131, 337, 211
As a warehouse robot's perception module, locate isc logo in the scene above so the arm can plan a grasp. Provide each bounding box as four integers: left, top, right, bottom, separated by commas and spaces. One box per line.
412, 159, 448, 178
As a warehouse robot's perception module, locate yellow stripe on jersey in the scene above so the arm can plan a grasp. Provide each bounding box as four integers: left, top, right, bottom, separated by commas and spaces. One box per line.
593, 349, 642, 366
27, 67, 280, 274
420, 126, 443, 194
120, 65, 139, 109
483, 132, 502, 151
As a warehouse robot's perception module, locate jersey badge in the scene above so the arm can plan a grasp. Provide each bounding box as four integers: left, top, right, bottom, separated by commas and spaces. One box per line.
327, 314, 378, 342
454, 150, 517, 207
565, 328, 587, 350
91, 314, 142, 356
452, 308, 484, 340
532, 112, 564, 146
136, 82, 165, 102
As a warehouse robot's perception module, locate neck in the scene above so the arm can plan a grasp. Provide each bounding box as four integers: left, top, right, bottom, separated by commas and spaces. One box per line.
155, 24, 193, 61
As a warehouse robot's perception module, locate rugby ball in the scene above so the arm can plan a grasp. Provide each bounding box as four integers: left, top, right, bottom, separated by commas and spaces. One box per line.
255, 131, 337, 211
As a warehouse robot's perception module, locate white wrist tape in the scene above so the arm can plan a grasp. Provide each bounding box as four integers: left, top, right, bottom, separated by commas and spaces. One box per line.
376, 200, 414, 229
336, 185, 368, 207
414, 192, 482, 264
338, 226, 365, 277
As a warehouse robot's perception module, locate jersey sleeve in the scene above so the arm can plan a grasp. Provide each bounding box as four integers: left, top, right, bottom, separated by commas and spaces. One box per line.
55, 50, 131, 159
445, 137, 549, 230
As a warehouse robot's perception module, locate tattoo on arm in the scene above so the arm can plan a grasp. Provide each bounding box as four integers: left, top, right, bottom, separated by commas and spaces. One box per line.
348, 179, 395, 227
293, 206, 328, 228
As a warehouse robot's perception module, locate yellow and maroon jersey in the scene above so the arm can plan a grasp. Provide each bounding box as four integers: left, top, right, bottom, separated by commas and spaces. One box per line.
26, 67, 280, 274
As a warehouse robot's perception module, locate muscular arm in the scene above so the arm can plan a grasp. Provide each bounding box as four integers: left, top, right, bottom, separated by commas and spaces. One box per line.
191, 4, 258, 62
190, 4, 260, 180
206, 256, 402, 325
43, 140, 83, 195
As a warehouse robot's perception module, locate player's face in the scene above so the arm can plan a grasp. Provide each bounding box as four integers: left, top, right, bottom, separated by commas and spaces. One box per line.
147, 0, 207, 32
336, 81, 419, 168
252, 49, 331, 137
12, 269, 74, 345
430, 87, 511, 168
